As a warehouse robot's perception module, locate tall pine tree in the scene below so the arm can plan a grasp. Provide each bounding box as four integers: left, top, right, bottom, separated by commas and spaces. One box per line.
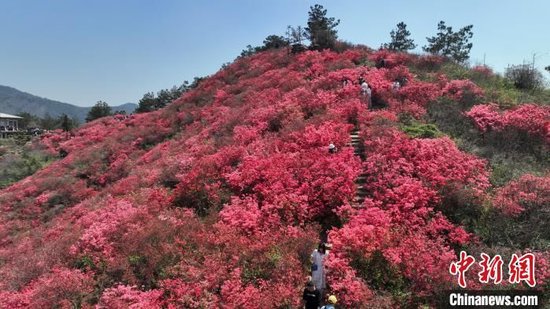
384, 22, 416, 51
423, 21, 474, 63
86, 101, 112, 122
305, 4, 340, 50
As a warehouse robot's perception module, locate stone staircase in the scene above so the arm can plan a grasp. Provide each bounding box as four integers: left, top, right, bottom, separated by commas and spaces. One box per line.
349, 129, 368, 207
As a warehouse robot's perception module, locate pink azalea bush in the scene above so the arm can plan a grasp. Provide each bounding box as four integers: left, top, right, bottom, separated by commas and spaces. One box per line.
0, 47, 547, 307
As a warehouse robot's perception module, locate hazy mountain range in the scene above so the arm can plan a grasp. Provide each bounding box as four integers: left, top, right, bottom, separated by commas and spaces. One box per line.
0, 85, 136, 123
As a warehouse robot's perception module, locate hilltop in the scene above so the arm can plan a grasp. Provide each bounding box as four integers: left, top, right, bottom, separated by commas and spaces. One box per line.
0, 47, 548, 308
0, 85, 136, 123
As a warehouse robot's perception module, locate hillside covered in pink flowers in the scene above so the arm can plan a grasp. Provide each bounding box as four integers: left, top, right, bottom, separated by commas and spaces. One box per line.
0, 47, 549, 308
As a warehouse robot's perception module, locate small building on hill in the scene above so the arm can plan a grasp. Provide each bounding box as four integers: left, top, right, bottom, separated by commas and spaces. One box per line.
0, 113, 22, 138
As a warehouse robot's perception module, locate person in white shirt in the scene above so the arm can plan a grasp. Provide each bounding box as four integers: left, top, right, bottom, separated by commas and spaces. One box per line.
361, 81, 372, 108
311, 243, 329, 296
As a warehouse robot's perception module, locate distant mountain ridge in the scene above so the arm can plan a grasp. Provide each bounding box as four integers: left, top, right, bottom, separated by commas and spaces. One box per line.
0, 85, 136, 122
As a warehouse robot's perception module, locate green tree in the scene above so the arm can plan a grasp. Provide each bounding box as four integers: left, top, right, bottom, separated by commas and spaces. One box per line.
39, 113, 57, 130
286, 25, 307, 45
136, 82, 193, 113
305, 4, 340, 50
384, 22, 416, 51
240, 35, 290, 58
136, 92, 157, 113
505, 64, 544, 90
423, 21, 474, 63
86, 101, 112, 122
545, 65, 550, 73
16, 112, 41, 129
262, 35, 289, 49
60, 114, 73, 132
240, 44, 262, 58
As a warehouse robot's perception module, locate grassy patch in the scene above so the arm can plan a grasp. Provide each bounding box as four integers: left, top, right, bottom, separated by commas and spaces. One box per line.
0, 138, 53, 189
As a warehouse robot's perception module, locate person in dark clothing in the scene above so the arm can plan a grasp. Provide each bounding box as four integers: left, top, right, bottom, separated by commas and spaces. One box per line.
303, 281, 321, 309
341, 77, 350, 87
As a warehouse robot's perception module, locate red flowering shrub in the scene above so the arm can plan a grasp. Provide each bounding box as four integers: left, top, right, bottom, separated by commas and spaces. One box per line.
97, 285, 163, 309
466, 103, 549, 143
0, 46, 541, 307
70, 198, 144, 263
0, 267, 93, 308
472, 65, 494, 77
493, 174, 550, 216
368, 49, 414, 68
414, 54, 446, 71
465, 103, 504, 132
502, 104, 550, 144
443, 79, 484, 104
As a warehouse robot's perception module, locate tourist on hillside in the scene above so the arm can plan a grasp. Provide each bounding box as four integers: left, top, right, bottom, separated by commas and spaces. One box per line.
311, 243, 329, 297
392, 80, 401, 91
360, 80, 369, 96
341, 77, 350, 87
321, 295, 338, 309
361, 81, 372, 108
328, 143, 337, 154
303, 281, 321, 309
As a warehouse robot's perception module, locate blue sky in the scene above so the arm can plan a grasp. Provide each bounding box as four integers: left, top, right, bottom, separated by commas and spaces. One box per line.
1, 0, 549, 107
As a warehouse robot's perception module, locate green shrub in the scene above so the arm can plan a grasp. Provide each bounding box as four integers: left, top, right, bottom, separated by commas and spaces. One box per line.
0, 150, 52, 189
402, 122, 443, 139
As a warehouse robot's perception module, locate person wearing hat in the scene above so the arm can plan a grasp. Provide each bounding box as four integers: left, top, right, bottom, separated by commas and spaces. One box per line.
302, 280, 321, 309
321, 295, 338, 309
328, 143, 337, 154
